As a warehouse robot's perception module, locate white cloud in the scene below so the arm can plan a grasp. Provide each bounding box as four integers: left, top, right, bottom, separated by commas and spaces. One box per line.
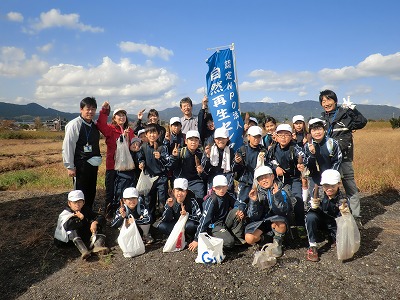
260, 96, 274, 103
240, 70, 314, 92
35, 56, 178, 111
7, 12, 24, 22
319, 52, 400, 82
298, 91, 308, 97
119, 41, 173, 61
29, 9, 104, 33
36, 43, 53, 53
0, 47, 49, 77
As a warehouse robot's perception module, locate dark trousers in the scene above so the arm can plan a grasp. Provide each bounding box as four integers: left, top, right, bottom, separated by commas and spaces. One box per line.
305, 209, 337, 244
75, 161, 98, 210
145, 175, 168, 223
288, 178, 305, 227
211, 209, 244, 248
105, 169, 116, 213
158, 219, 198, 241
188, 179, 205, 208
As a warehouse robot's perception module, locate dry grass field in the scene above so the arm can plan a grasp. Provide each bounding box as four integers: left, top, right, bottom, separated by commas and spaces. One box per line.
0, 122, 399, 194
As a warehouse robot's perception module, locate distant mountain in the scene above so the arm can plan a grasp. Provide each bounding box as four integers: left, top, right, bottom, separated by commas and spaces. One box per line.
1, 100, 399, 123
0, 102, 78, 122
159, 100, 400, 122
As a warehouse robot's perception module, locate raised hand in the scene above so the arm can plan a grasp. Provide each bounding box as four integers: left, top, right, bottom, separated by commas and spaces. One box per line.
138, 108, 146, 120
172, 143, 179, 157
249, 188, 258, 201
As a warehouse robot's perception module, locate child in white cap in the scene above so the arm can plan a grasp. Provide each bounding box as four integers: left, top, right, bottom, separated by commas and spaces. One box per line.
203, 127, 238, 193
234, 125, 267, 223
188, 175, 244, 251
303, 118, 342, 199
244, 166, 293, 257
164, 117, 185, 154
111, 187, 154, 244
305, 169, 350, 262
171, 130, 206, 206
267, 123, 305, 228
54, 190, 108, 260
158, 178, 202, 243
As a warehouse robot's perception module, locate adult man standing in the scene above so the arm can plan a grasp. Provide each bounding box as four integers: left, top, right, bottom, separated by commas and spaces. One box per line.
180, 96, 199, 134
319, 90, 367, 228
62, 97, 102, 210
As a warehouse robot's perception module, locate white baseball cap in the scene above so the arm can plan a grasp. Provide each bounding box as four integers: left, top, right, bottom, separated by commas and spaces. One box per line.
276, 124, 292, 133
213, 175, 228, 187
137, 129, 146, 136
130, 137, 141, 145
186, 130, 200, 139
292, 115, 305, 123
123, 187, 139, 198
113, 108, 127, 116
170, 117, 181, 125
214, 127, 229, 139
320, 169, 341, 185
249, 117, 258, 124
68, 190, 85, 202
254, 166, 273, 180
308, 118, 326, 129
174, 178, 188, 190
247, 126, 263, 136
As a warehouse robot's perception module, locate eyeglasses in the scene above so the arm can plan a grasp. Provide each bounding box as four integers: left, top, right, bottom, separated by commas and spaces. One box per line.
277, 133, 292, 138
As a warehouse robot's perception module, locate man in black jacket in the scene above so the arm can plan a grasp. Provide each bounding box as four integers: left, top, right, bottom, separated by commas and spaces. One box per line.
319, 90, 367, 228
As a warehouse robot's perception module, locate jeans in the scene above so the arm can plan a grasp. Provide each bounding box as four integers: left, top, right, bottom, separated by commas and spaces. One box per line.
340, 160, 360, 217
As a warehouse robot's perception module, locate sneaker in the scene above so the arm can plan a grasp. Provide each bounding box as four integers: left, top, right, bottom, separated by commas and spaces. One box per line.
143, 234, 154, 245
306, 246, 319, 262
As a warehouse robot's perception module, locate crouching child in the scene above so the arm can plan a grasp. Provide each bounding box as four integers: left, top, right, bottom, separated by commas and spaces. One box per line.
244, 166, 294, 258
305, 169, 350, 262
54, 190, 108, 260
158, 178, 202, 243
188, 175, 244, 251
111, 187, 154, 244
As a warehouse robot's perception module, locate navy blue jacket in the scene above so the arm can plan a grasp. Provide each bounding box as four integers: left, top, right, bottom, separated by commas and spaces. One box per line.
137, 142, 175, 177
172, 147, 205, 182
194, 191, 236, 241
267, 141, 304, 181
110, 197, 151, 228
160, 192, 202, 224
303, 137, 342, 185
235, 144, 267, 185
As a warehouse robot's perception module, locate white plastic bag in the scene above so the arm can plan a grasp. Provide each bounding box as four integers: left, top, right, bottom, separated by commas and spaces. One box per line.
136, 171, 158, 195
54, 210, 74, 243
336, 214, 360, 260
163, 213, 188, 252
252, 243, 277, 269
114, 135, 135, 171
195, 233, 225, 264
117, 218, 145, 258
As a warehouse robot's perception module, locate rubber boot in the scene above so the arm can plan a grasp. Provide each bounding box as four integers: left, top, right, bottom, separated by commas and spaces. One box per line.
73, 237, 91, 260
271, 231, 284, 258
92, 234, 109, 255
139, 224, 154, 244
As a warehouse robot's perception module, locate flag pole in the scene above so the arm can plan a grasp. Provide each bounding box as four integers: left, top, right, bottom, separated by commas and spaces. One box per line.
206, 44, 233, 51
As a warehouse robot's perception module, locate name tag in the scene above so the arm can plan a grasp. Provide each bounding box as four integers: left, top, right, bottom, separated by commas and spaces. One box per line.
84, 145, 92, 153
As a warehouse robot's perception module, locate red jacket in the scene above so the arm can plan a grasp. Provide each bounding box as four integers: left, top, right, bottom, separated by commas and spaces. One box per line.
96, 107, 135, 170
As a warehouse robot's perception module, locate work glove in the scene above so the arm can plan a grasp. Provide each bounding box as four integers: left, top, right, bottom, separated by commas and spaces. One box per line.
342, 96, 356, 110
310, 197, 320, 209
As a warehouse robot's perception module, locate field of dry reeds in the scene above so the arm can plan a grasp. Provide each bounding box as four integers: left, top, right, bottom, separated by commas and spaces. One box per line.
0, 122, 399, 194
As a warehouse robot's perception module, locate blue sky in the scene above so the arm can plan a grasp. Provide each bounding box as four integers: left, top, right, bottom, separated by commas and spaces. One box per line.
0, 0, 399, 114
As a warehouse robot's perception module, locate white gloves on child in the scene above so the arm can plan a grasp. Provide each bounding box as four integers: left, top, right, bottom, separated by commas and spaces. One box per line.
342, 96, 356, 110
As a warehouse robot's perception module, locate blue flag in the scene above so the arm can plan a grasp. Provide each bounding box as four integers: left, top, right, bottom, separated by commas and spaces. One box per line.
206, 48, 244, 151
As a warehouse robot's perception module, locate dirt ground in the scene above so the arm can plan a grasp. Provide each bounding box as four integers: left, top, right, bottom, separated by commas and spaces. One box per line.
0, 188, 399, 300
